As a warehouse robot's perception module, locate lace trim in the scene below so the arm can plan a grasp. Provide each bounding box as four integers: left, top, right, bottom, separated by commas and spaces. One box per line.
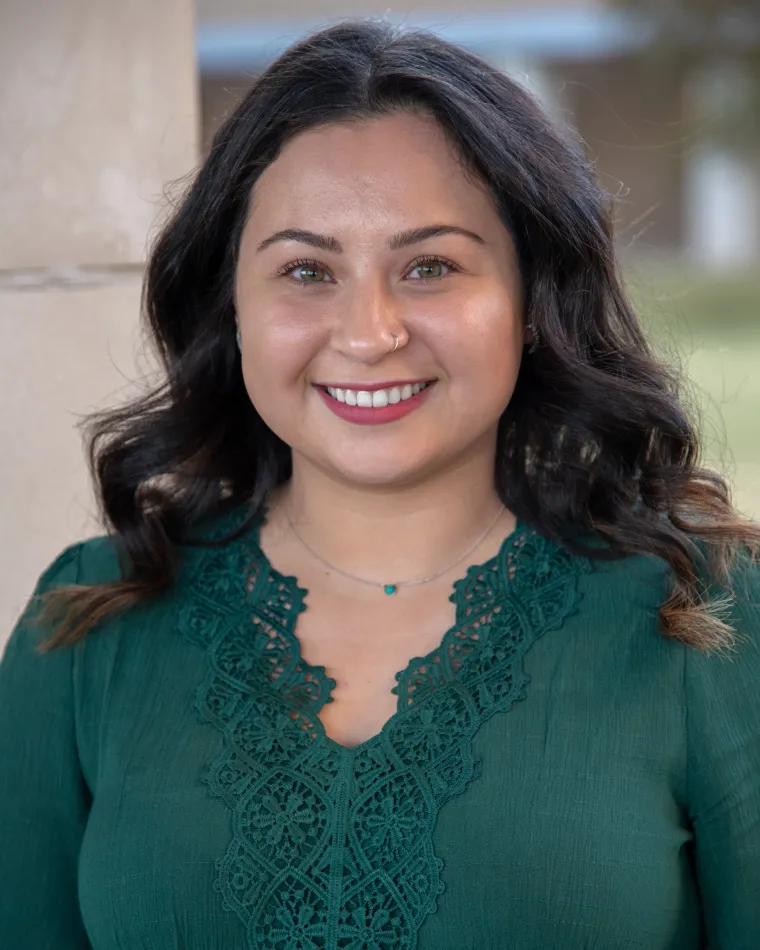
180, 514, 591, 949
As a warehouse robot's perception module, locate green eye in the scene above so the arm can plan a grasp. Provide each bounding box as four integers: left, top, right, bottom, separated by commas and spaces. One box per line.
295, 264, 327, 282
416, 261, 443, 279
280, 259, 331, 283
408, 257, 455, 281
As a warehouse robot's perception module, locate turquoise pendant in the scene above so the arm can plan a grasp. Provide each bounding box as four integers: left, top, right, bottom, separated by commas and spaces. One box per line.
383, 584, 398, 595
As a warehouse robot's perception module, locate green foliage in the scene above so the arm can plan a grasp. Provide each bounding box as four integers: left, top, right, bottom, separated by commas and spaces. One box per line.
626, 264, 760, 517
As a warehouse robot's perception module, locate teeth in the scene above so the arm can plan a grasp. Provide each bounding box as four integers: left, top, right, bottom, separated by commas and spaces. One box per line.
325, 382, 429, 406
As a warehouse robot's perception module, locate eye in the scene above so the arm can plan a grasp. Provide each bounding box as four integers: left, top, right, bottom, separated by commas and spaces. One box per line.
405, 256, 457, 281
278, 259, 333, 284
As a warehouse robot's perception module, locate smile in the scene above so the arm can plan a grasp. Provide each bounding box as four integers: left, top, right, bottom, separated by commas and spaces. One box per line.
315, 379, 436, 425
324, 382, 430, 407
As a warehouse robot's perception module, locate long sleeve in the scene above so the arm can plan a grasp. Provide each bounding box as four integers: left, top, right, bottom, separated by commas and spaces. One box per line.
686, 554, 760, 949
0, 543, 93, 949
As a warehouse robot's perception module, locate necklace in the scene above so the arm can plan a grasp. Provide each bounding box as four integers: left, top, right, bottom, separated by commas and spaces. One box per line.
283, 503, 506, 595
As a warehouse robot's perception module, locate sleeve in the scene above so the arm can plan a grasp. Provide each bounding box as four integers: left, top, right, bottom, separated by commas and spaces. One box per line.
685, 554, 760, 949
0, 543, 94, 949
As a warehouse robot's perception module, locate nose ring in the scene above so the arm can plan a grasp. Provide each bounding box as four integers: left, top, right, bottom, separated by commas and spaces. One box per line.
390, 333, 400, 353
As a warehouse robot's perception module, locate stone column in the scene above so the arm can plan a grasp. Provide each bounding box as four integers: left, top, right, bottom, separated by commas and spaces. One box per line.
0, 0, 199, 642
683, 62, 760, 269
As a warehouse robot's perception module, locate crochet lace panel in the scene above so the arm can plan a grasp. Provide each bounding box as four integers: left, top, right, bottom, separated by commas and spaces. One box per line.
179, 513, 590, 949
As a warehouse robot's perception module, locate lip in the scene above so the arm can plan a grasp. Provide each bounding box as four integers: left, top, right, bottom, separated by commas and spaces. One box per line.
314, 379, 432, 392
315, 381, 435, 425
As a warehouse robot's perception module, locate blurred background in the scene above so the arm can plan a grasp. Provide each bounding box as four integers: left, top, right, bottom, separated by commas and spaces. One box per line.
1, 0, 759, 641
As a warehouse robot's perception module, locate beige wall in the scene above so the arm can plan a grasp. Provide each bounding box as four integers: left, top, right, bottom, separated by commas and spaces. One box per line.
0, 0, 199, 643
1, 0, 199, 271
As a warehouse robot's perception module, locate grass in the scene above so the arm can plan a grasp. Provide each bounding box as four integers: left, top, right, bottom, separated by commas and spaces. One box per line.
624, 264, 760, 520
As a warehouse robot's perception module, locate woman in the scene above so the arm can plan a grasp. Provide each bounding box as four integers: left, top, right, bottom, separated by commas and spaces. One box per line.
1, 18, 759, 950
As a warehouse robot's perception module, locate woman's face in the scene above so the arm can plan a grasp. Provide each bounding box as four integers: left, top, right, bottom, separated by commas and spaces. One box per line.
235, 111, 526, 488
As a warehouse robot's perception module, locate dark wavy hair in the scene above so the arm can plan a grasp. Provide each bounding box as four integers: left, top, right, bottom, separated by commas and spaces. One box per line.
39, 18, 760, 653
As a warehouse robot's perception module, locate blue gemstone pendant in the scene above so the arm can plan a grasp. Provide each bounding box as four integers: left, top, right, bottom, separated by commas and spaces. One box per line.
383, 584, 398, 595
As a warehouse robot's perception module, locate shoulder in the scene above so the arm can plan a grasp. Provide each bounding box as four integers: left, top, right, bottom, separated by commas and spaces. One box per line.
570, 542, 674, 623
687, 546, 760, 672
35, 499, 258, 593
559, 530, 759, 672
29, 503, 258, 611
681, 547, 760, 758
571, 522, 760, 625
3, 535, 123, 679
32, 534, 125, 594
672, 552, 760, 856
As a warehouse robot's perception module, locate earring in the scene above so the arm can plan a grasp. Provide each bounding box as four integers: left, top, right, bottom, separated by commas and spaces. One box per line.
236, 326, 242, 351
526, 321, 539, 354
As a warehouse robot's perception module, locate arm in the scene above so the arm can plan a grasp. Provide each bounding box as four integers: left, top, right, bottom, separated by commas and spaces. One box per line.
0, 543, 94, 949
686, 554, 760, 949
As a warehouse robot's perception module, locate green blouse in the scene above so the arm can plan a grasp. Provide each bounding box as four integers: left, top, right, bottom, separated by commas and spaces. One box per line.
1, 507, 760, 949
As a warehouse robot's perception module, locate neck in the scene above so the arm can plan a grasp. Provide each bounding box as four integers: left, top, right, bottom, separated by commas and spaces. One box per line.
266, 451, 510, 585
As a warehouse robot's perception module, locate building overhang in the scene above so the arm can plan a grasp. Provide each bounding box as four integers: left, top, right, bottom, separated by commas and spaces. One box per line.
197, 6, 653, 76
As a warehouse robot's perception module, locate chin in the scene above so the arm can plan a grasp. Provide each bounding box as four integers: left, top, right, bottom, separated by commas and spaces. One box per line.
316, 447, 443, 490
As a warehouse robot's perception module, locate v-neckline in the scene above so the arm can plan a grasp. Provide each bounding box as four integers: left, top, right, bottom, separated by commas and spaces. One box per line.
243, 510, 534, 757
181, 505, 590, 950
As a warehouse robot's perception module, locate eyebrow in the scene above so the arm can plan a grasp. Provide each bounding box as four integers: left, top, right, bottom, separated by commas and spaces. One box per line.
255, 224, 485, 254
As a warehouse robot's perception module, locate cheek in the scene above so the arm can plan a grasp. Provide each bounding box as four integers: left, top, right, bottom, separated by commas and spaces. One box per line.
239, 332, 317, 440
240, 338, 306, 442
424, 294, 523, 392
240, 305, 322, 395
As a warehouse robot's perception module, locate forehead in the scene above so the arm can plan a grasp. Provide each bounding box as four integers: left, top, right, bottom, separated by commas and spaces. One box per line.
247, 112, 498, 232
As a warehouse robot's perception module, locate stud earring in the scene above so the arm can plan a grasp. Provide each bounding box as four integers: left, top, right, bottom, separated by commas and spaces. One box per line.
526, 321, 539, 354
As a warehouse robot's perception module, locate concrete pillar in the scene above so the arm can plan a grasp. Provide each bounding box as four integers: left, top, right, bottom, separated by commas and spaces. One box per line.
0, 0, 199, 643
684, 146, 760, 269
683, 62, 760, 270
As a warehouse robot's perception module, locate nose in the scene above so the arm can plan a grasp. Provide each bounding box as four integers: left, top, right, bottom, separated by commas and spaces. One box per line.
329, 276, 405, 363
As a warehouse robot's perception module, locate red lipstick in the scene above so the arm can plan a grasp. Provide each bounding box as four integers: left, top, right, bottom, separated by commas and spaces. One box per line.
315, 381, 435, 425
